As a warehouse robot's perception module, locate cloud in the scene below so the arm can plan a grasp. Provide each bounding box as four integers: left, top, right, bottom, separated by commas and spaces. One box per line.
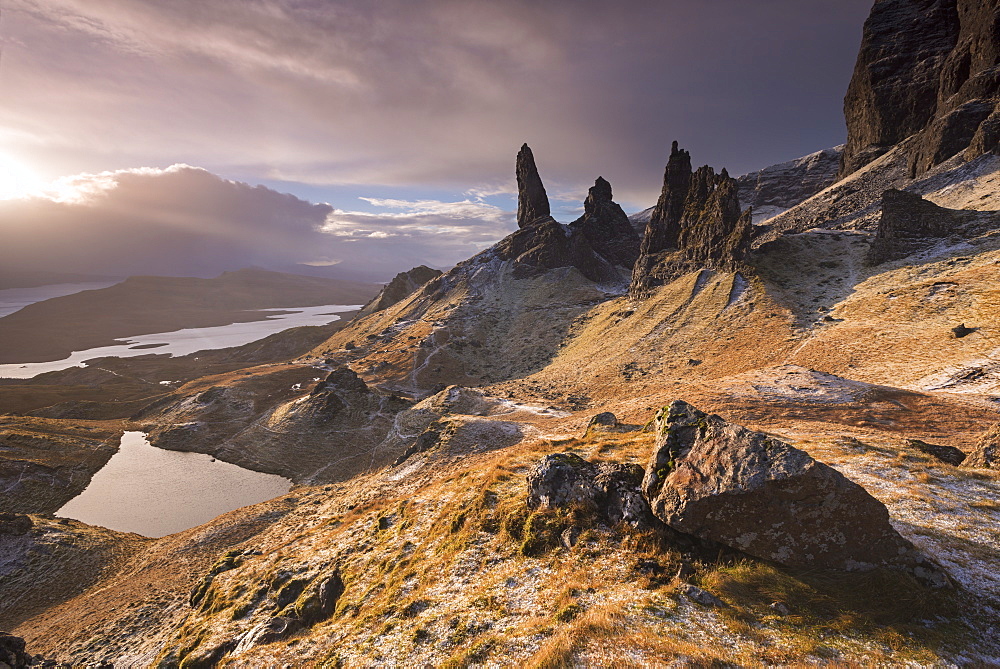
0, 166, 515, 281
4, 0, 875, 209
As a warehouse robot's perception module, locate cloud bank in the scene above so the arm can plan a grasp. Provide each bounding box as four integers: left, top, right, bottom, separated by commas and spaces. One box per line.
4, 0, 873, 207
0, 166, 514, 280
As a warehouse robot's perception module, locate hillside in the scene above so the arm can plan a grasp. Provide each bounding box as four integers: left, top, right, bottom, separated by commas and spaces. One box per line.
0, 268, 379, 364
2, 1, 1000, 666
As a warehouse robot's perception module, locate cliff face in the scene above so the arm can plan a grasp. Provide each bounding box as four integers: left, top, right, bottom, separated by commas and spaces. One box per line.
630, 143, 752, 300
841, 0, 1000, 179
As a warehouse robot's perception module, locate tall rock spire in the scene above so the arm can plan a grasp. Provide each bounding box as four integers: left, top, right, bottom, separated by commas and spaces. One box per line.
639, 141, 692, 256
516, 143, 551, 228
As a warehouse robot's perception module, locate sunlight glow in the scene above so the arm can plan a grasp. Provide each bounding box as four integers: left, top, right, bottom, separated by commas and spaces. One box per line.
0, 153, 43, 200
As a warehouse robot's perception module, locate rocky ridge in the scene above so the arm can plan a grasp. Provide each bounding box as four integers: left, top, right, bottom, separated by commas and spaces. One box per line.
359, 265, 443, 316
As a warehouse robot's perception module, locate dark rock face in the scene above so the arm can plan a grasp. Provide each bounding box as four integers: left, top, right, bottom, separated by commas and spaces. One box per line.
516, 143, 551, 228
485, 216, 620, 283
737, 146, 843, 220
0, 632, 31, 669
641, 401, 935, 573
630, 143, 752, 299
865, 189, 978, 264
906, 438, 967, 465
360, 265, 443, 316
570, 177, 642, 268
841, 0, 1000, 178
527, 453, 654, 529
962, 422, 1000, 469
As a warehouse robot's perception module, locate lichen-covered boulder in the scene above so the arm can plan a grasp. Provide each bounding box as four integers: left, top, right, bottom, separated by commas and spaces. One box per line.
642, 400, 934, 573
527, 452, 653, 528
962, 423, 1000, 470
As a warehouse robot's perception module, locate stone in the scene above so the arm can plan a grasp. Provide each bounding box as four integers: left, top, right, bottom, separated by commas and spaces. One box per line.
584, 412, 619, 436
769, 601, 791, 616
679, 583, 725, 608
569, 177, 642, 269
516, 143, 551, 228
865, 189, 979, 265
360, 265, 443, 316
841, 0, 1000, 178
906, 438, 967, 466
312, 367, 370, 396
0, 513, 32, 536
962, 423, 1000, 469
527, 452, 654, 529
952, 323, 975, 338
642, 400, 935, 572
0, 633, 30, 669
630, 143, 752, 299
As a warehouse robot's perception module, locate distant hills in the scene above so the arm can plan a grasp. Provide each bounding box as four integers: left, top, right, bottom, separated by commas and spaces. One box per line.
0, 268, 380, 364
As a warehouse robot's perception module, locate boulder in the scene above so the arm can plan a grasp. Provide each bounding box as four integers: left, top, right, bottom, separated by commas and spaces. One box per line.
962, 423, 1000, 469
294, 571, 345, 625
906, 438, 966, 466
0, 632, 30, 669
641, 400, 934, 573
527, 453, 654, 529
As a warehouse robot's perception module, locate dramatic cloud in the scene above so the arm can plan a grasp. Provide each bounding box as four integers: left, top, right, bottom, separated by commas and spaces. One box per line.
3, 0, 873, 208
0, 166, 516, 280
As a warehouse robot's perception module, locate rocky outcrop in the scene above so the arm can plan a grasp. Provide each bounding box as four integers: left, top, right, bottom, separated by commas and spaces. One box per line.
641, 401, 942, 576
906, 438, 967, 465
516, 143, 551, 228
0, 513, 32, 535
962, 422, 1000, 469
360, 265, 443, 316
865, 189, 980, 264
630, 143, 752, 299
841, 0, 1000, 178
141, 365, 411, 484
737, 146, 843, 222
527, 453, 654, 529
569, 177, 641, 268
469, 147, 638, 284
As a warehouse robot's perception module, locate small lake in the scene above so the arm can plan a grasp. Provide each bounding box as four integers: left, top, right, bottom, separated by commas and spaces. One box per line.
0, 303, 359, 379
57, 432, 292, 537
0, 281, 120, 318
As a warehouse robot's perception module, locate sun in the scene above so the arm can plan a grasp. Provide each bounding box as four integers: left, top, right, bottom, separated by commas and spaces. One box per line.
0, 153, 42, 200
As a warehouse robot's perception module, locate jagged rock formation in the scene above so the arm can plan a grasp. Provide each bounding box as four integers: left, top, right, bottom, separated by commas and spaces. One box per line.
963, 422, 1000, 469
569, 177, 641, 268
841, 0, 1000, 179
630, 142, 752, 299
736, 146, 843, 223
515, 144, 551, 228
360, 265, 443, 316
642, 401, 942, 576
492, 152, 639, 282
865, 189, 981, 264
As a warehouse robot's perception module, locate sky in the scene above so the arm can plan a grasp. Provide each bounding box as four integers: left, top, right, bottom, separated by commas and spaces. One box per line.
0, 0, 874, 282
